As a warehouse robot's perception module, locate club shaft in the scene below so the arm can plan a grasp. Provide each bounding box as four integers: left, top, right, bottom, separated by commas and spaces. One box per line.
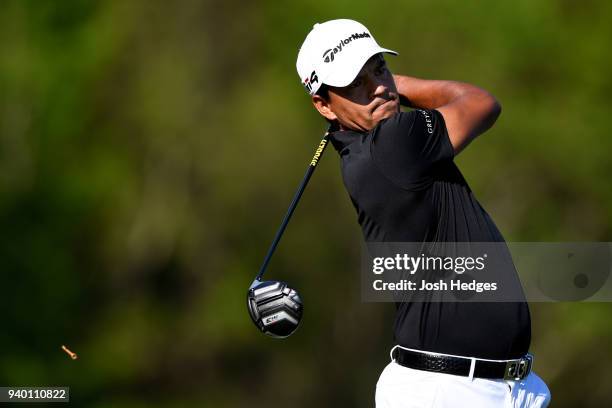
255, 132, 331, 282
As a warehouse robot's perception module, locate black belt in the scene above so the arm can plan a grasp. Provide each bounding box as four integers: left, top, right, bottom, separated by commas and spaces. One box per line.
392, 347, 533, 381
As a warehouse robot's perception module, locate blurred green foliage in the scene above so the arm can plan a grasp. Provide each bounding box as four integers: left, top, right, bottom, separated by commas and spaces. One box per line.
1, 0, 611, 406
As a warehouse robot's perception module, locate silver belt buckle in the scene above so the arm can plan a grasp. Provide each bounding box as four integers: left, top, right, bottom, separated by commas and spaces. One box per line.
504, 353, 533, 381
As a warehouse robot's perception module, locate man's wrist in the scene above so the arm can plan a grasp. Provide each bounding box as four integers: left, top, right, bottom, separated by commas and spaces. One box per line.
393, 74, 413, 107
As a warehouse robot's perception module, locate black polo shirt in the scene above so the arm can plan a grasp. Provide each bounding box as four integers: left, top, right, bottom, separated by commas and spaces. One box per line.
329, 109, 531, 360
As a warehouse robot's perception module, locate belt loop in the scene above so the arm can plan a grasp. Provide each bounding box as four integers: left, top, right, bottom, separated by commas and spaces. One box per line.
468, 357, 476, 381
389, 345, 399, 363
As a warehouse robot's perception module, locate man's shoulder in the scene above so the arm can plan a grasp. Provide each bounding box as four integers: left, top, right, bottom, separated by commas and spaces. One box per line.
374, 109, 449, 143
370, 107, 454, 182
374, 109, 435, 138
376, 110, 416, 130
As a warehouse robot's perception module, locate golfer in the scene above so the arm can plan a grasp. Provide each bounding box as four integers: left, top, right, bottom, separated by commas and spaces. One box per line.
296, 19, 551, 407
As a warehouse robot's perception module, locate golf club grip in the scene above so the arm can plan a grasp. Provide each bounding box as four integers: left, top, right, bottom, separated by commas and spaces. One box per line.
255, 132, 331, 281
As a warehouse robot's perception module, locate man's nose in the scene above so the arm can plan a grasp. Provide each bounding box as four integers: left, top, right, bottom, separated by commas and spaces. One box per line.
368, 77, 388, 98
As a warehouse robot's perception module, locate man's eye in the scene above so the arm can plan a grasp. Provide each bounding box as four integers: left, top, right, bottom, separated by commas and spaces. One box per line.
350, 78, 363, 88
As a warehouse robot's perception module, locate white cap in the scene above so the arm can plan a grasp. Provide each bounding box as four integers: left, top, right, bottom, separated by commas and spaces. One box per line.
296, 19, 397, 95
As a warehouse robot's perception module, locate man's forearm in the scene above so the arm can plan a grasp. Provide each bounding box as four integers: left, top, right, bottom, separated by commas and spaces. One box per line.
393, 74, 502, 154
393, 75, 492, 110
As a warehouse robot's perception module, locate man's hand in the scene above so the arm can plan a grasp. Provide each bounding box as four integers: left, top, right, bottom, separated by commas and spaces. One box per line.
393, 75, 501, 155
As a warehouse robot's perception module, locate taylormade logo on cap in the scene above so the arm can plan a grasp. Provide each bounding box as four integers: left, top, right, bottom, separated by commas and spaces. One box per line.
322, 32, 371, 63
296, 19, 397, 95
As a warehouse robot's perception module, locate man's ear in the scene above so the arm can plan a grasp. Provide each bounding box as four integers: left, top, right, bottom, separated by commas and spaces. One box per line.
312, 95, 338, 121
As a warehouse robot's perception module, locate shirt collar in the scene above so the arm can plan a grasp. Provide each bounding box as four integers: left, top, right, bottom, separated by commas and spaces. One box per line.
329, 129, 365, 153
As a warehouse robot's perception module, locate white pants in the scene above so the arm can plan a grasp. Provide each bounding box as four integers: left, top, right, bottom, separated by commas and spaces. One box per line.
376, 361, 551, 408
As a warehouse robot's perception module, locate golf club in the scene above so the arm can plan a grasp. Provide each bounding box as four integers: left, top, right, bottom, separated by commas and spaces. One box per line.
247, 127, 331, 338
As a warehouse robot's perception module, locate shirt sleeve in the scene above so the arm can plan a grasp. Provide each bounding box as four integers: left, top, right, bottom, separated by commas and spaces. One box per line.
370, 109, 454, 190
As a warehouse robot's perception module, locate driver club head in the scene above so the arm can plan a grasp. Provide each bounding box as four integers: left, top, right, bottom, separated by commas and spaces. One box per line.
247, 280, 303, 338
